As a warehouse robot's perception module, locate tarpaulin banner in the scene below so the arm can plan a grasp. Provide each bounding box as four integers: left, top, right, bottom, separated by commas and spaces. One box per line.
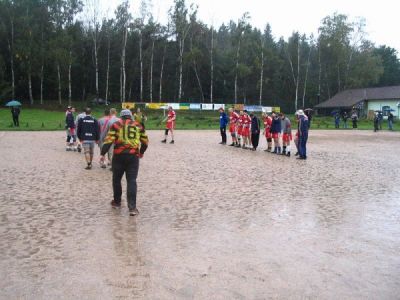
190, 103, 201, 110
122, 102, 135, 110
201, 103, 213, 110
213, 104, 225, 110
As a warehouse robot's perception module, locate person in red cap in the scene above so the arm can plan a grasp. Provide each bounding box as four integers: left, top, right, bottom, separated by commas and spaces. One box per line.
161, 106, 176, 144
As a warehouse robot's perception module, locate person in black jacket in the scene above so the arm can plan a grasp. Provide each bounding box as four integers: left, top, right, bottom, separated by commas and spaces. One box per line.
250, 113, 260, 150
77, 107, 100, 169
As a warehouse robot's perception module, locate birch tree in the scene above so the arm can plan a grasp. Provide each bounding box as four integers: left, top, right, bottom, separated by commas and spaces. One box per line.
233, 13, 250, 104
170, 0, 196, 100
84, 0, 102, 98
286, 32, 300, 111
115, 1, 131, 102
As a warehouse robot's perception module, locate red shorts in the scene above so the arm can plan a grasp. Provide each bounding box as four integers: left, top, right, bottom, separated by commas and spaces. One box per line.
166, 121, 175, 130
237, 126, 243, 136
229, 124, 236, 133
272, 132, 279, 139
242, 127, 250, 137
282, 133, 292, 142
265, 130, 271, 139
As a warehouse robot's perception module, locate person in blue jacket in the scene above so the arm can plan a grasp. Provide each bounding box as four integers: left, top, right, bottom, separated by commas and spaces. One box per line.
218, 107, 229, 145
270, 112, 282, 154
296, 109, 309, 160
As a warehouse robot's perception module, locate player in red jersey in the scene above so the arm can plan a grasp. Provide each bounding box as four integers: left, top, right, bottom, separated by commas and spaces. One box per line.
262, 112, 273, 152
228, 108, 240, 146
236, 110, 244, 147
161, 106, 176, 144
241, 110, 252, 149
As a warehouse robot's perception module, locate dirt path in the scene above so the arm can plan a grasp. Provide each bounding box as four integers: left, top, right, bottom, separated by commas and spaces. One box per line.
0, 130, 399, 299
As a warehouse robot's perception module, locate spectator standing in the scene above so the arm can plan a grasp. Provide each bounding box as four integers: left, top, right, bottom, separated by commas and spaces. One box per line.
250, 113, 260, 150
351, 111, 358, 129
218, 107, 229, 145
297, 110, 309, 160
11, 106, 20, 127
388, 112, 394, 130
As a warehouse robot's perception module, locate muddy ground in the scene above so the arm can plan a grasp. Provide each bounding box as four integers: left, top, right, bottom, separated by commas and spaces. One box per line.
0, 130, 399, 299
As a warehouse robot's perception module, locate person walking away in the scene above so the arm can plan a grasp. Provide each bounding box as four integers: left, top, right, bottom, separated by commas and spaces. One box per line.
100, 109, 148, 216
250, 113, 260, 151
102, 108, 120, 168
98, 108, 112, 168
161, 106, 176, 144
351, 111, 358, 129
218, 107, 229, 144
342, 111, 348, 129
228, 108, 240, 146
75, 108, 86, 153
388, 112, 394, 130
334, 113, 340, 129
262, 113, 273, 152
65, 106, 77, 151
280, 113, 292, 156
11, 106, 20, 127
77, 108, 100, 170
296, 110, 309, 160
270, 112, 282, 154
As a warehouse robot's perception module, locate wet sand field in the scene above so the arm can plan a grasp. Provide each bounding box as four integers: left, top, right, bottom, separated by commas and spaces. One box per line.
0, 130, 399, 299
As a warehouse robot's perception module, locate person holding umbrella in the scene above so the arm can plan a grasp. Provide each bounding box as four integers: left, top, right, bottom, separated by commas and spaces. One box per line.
6, 100, 22, 127
11, 106, 20, 127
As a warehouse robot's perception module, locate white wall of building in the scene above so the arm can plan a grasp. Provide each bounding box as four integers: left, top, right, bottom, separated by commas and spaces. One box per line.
367, 100, 400, 118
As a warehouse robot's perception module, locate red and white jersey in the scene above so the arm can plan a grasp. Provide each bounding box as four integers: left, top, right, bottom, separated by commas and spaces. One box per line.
238, 115, 245, 127
230, 112, 239, 124
167, 110, 176, 124
243, 114, 251, 127
263, 116, 272, 130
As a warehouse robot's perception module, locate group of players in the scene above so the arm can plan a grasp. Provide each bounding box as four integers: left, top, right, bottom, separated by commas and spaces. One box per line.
227, 108, 296, 157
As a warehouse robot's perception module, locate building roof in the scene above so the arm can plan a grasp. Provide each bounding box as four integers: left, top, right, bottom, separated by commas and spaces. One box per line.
315, 85, 400, 109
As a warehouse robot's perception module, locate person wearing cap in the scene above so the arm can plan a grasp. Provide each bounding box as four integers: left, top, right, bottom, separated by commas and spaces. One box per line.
296, 109, 309, 160
218, 107, 229, 144
77, 107, 100, 169
161, 106, 176, 144
100, 109, 148, 216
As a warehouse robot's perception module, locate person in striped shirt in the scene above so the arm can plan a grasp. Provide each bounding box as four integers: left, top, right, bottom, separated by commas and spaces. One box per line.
100, 109, 148, 216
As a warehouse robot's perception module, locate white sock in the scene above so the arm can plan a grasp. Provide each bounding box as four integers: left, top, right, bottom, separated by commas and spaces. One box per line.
286, 145, 290, 153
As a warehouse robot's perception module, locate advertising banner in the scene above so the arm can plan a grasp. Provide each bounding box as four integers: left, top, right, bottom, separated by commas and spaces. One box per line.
190, 103, 201, 110
146, 103, 167, 109
168, 103, 180, 110
273, 106, 281, 113
180, 103, 190, 110
244, 105, 263, 112
262, 106, 273, 113
201, 103, 213, 110
213, 104, 225, 110
121, 102, 135, 110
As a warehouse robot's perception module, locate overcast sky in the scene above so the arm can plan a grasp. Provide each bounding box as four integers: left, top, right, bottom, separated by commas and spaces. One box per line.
102, 0, 400, 52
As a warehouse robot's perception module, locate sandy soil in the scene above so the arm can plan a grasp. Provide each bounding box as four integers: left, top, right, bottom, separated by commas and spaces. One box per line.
0, 130, 399, 299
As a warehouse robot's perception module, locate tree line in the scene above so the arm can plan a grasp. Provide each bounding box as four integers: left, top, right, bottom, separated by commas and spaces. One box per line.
1, 0, 400, 112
